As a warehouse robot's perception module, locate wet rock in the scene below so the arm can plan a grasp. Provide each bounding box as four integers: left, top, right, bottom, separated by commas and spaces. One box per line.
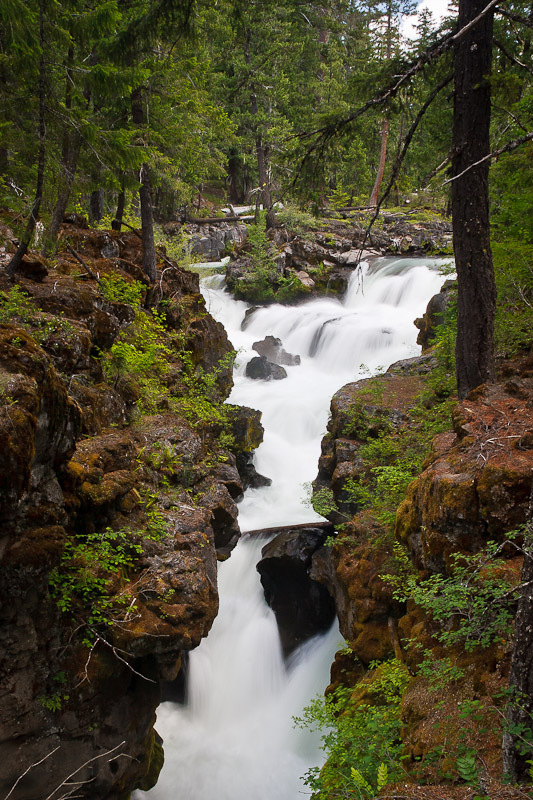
227, 405, 264, 453
0, 325, 81, 530
414, 280, 456, 351
252, 335, 301, 366
235, 452, 272, 491
257, 527, 336, 655
245, 355, 287, 381
201, 483, 240, 558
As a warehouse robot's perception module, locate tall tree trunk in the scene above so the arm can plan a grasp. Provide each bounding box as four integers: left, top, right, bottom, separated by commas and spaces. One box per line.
256, 138, 275, 229
138, 164, 157, 282
41, 134, 81, 256
245, 28, 276, 229
131, 88, 157, 283
6, 0, 46, 276
452, 0, 496, 399
502, 489, 533, 781
369, 118, 389, 207
369, 4, 392, 208
228, 149, 242, 203
89, 188, 105, 225
42, 46, 81, 256
112, 176, 126, 231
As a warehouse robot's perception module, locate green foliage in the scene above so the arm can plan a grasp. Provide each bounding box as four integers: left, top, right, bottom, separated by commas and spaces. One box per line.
49, 505, 168, 645
39, 673, 70, 712
99, 275, 144, 306
414, 651, 465, 690
308, 485, 339, 518
236, 218, 310, 304
455, 752, 481, 787
102, 306, 172, 413
0, 285, 74, 343
276, 204, 319, 236
155, 226, 197, 270
388, 540, 520, 651
339, 380, 455, 528
50, 528, 141, 643
295, 659, 409, 799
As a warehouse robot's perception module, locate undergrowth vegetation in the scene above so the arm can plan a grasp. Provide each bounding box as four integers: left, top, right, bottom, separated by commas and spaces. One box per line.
296, 659, 410, 798
0, 284, 74, 342
233, 216, 311, 304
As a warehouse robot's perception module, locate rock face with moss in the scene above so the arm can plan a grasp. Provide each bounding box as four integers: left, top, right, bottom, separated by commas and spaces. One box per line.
311, 357, 433, 665
0, 225, 263, 800
310, 340, 533, 784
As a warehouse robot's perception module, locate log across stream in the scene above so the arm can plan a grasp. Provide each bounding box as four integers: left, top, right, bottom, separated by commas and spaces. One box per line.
137, 257, 450, 800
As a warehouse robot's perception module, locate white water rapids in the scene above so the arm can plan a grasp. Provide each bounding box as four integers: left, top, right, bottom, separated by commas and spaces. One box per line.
137, 256, 451, 800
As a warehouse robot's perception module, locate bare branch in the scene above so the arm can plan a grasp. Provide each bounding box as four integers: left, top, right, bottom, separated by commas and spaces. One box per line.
43, 741, 127, 800
422, 155, 451, 188
494, 38, 533, 76
495, 6, 533, 30
3, 748, 60, 800
442, 130, 533, 186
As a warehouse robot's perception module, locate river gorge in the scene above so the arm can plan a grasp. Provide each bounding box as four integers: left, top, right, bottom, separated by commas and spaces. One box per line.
138, 256, 449, 800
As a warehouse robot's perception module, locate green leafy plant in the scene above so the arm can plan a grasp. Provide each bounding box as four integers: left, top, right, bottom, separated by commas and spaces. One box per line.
0, 285, 74, 343
388, 540, 520, 652
48, 520, 167, 645
295, 659, 409, 799
306, 484, 339, 518
99, 275, 144, 306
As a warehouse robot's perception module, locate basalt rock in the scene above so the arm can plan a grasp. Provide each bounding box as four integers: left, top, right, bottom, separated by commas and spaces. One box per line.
315, 360, 426, 521
414, 279, 456, 351
312, 357, 433, 664
257, 527, 336, 655
396, 380, 533, 573
0, 229, 262, 800
245, 355, 288, 381
252, 335, 301, 366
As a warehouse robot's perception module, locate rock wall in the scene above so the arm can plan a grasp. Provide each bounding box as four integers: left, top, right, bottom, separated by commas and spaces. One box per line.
309, 316, 533, 776
0, 226, 263, 799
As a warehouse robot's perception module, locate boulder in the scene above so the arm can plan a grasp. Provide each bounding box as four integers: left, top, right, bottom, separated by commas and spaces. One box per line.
257, 527, 336, 655
252, 335, 301, 366
245, 355, 287, 381
414, 279, 456, 351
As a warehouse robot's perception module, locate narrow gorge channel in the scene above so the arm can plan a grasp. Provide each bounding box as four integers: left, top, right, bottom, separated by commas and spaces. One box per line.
138, 257, 450, 800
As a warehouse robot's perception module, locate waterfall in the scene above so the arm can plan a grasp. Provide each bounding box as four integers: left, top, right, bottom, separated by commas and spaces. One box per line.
137, 256, 451, 800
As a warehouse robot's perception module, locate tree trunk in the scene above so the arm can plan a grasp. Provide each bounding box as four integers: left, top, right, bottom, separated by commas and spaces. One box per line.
452, 0, 496, 399
41, 134, 81, 256
256, 138, 276, 229
502, 489, 533, 782
131, 87, 157, 283
6, 0, 46, 276
369, 117, 389, 207
138, 164, 157, 283
228, 149, 242, 203
112, 176, 126, 231
42, 46, 82, 256
245, 28, 276, 229
89, 188, 105, 224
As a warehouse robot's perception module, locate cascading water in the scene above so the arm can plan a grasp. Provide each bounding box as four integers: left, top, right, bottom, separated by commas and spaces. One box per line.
137, 256, 452, 800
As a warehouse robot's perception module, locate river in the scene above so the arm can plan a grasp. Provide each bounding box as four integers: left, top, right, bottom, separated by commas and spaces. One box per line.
137, 256, 450, 800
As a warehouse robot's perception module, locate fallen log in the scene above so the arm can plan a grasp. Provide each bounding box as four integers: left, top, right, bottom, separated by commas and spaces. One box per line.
242, 520, 334, 538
